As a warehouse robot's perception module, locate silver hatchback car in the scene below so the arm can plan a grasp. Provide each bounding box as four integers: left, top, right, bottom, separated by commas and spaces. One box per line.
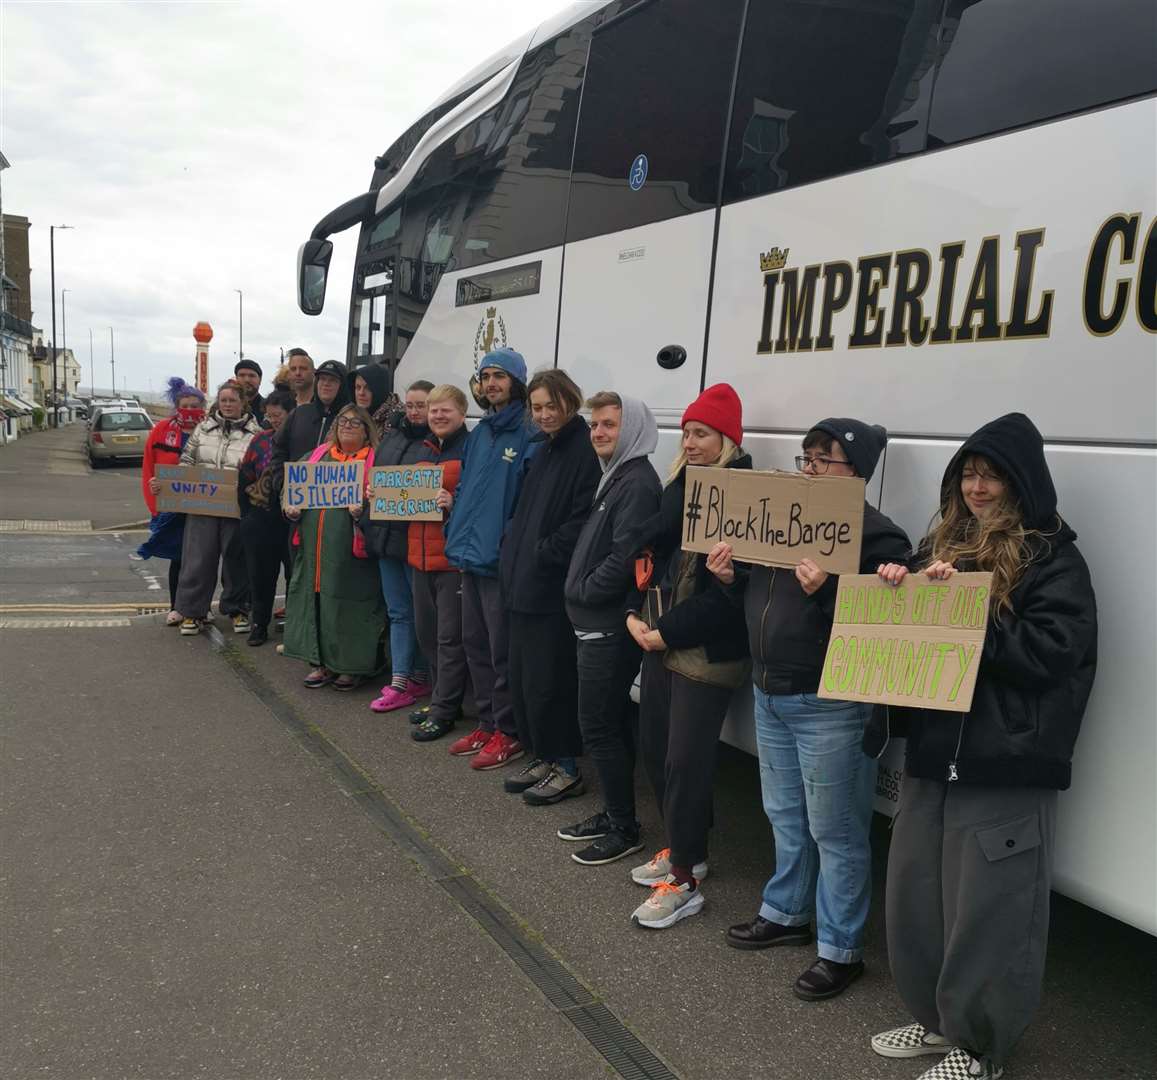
87, 409, 153, 466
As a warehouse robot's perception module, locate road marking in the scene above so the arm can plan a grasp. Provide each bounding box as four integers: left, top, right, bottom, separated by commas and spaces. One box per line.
0, 618, 133, 629
203, 624, 679, 1080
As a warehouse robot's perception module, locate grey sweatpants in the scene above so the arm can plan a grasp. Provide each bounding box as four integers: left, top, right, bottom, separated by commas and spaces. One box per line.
413, 568, 468, 724
175, 513, 249, 620
886, 774, 1058, 1066
460, 572, 516, 737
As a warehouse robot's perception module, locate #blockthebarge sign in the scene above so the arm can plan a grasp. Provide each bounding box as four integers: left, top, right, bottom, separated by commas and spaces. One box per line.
283, 459, 365, 511
818, 571, 994, 712
155, 465, 238, 518
368, 465, 444, 522
680, 466, 865, 574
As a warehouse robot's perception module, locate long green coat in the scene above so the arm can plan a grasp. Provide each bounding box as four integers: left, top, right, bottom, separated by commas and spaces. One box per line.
284, 451, 385, 676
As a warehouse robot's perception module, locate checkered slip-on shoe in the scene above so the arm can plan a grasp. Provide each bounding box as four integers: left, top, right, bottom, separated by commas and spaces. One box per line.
915, 1047, 1003, 1080
871, 1022, 952, 1058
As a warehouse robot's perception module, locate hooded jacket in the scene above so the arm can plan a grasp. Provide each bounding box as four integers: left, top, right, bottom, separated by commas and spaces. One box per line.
500, 412, 601, 614
864, 413, 1098, 790
360, 414, 431, 561
407, 423, 469, 574
627, 455, 753, 663
565, 398, 662, 631
179, 410, 263, 470
444, 400, 539, 577
347, 363, 390, 420
269, 361, 350, 496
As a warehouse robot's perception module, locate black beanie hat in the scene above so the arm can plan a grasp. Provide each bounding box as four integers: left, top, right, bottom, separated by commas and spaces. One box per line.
234, 358, 262, 377
809, 418, 888, 482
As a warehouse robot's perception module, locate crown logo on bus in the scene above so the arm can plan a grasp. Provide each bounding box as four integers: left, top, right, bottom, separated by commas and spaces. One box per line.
760, 247, 789, 273
486, 306, 497, 319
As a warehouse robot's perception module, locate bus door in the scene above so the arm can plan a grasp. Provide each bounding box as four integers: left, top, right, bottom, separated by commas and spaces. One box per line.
350, 246, 400, 377
556, 0, 745, 421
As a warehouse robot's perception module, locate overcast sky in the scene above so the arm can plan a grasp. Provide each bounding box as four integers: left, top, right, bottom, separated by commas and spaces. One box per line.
2, 0, 574, 396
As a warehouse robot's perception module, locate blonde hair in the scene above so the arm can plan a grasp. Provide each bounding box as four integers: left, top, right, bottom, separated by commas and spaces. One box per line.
922, 454, 1051, 616
326, 403, 380, 450
666, 434, 740, 486
427, 384, 468, 413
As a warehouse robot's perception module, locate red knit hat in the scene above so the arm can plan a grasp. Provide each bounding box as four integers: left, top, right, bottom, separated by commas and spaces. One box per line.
681, 383, 742, 446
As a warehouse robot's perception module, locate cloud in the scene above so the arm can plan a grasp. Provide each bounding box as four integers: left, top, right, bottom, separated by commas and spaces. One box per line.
3, 0, 576, 394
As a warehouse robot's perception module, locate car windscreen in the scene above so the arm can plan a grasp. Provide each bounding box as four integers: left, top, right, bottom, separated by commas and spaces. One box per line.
96, 412, 152, 432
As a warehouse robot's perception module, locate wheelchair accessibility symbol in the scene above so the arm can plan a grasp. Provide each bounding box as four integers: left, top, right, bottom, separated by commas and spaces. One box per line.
628, 153, 648, 191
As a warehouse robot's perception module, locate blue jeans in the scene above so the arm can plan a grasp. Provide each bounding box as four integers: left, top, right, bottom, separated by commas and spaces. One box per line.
754, 691, 875, 964
378, 557, 426, 681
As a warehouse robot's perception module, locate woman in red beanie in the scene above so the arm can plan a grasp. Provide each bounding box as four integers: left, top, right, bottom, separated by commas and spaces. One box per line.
624, 383, 751, 929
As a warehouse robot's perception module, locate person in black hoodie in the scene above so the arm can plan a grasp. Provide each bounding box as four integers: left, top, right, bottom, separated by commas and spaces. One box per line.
867, 413, 1096, 1080
269, 359, 350, 499
363, 378, 434, 712
500, 369, 601, 805
624, 384, 752, 932
710, 418, 910, 1002
559, 392, 661, 865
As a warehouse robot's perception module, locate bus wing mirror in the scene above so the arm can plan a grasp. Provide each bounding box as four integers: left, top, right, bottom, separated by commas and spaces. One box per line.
297, 239, 333, 316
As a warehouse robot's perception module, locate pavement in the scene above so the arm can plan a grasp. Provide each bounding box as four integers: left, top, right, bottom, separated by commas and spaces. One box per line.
2, 425, 1156, 1079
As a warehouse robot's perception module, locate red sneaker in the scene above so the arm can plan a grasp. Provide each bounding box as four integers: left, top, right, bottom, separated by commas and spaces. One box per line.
470, 732, 524, 771
448, 726, 490, 756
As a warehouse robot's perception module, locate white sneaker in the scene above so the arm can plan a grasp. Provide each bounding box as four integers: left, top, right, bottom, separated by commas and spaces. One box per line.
916, 1048, 1003, 1080
871, 1022, 952, 1058
631, 881, 704, 929
630, 847, 708, 886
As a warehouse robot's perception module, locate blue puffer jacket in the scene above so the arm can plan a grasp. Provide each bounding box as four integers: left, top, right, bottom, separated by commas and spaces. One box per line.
444, 402, 539, 577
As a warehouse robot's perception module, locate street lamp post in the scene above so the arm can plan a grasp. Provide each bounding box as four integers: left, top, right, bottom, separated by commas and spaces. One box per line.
61, 288, 70, 399
234, 289, 243, 367
109, 327, 115, 399
89, 328, 94, 397
49, 224, 74, 427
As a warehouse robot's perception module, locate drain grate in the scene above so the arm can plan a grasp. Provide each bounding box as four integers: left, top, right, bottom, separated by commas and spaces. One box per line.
0, 519, 93, 532
0, 618, 133, 629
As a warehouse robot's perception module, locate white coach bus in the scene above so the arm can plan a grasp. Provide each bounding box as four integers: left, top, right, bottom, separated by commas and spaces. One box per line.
297, 0, 1157, 933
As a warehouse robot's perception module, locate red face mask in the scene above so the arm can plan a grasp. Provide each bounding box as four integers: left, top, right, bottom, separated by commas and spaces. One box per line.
178, 407, 205, 426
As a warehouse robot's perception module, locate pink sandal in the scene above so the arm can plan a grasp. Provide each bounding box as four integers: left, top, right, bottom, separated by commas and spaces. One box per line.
370, 685, 417, 713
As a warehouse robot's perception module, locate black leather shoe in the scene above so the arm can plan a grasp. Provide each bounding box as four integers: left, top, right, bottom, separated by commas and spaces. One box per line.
725, 915, 813, 950
792, 958, 864, 1001
247, 625, 268, 647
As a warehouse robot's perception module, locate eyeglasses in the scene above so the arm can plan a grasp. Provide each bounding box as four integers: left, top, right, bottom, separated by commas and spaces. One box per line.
795, 455, 847, 474
403, 402, 426, 412
337, 417, 366, 429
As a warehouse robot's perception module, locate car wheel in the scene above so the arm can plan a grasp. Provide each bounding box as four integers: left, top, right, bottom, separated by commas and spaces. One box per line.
89, 454, 103, 469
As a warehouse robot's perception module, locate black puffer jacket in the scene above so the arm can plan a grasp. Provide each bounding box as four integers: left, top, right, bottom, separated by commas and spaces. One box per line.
863, 413, 1098, 790
269, 364, 350, 497
361, 416, 431, 561
500, 413, 601, 614
626, 456, 752, 663
565, 455, 662, 632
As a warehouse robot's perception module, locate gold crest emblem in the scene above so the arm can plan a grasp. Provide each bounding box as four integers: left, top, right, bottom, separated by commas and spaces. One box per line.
759, 247, 789, 273
471, 306, 510, 407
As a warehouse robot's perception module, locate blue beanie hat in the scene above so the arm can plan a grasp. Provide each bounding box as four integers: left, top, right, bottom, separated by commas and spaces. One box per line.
477, 347, 527, 387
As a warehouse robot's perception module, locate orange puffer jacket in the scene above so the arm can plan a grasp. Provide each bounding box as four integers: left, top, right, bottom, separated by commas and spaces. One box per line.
407, 426, 468, 574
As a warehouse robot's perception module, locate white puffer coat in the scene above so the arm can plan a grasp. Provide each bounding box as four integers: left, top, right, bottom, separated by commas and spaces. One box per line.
180, 411, 263, 470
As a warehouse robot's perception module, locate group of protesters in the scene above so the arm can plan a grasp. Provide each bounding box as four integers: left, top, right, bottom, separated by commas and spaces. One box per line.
138, 344, 1098, 1080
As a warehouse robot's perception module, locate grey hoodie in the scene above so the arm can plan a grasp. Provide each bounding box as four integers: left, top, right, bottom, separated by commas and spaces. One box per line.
594, 396, 658, 501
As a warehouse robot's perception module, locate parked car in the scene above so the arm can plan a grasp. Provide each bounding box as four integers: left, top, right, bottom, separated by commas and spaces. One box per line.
87, 409, 152, 466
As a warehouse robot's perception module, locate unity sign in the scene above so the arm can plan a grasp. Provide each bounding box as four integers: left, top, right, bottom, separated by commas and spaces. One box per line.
283, 460, 365, 511
818, 572, 994, 712
681, 466, 865, 573
155, 464, 238, 519
368, 465, 444, 522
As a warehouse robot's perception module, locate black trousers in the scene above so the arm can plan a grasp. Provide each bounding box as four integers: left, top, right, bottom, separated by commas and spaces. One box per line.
576, 632, 641, 829
167, 559, 181, 610
240, 511, 287, 632
460, 573, 516, 737
639, 651, 732, 868
413, 568, 468, 723
509, 610, 581, 762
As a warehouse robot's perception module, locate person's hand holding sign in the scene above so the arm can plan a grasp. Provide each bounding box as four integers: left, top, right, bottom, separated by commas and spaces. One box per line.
349, 503, 363, 520
924, 560, 957, 580
795, 557, 828, 596
877, 562, 909, 586
706, 542, 735, 585
627, 613, 667, 653
286, 508, 301, 521
435, 488, 453, 512
149, 477, 162, 495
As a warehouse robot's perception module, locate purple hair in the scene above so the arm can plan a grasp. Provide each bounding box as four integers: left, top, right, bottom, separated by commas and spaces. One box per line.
165, 376, 205, 406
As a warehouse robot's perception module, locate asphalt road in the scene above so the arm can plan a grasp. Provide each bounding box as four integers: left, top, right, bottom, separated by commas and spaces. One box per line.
2, 425, 1155, 1079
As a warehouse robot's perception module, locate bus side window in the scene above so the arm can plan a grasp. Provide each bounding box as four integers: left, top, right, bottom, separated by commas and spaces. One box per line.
723, 0, 938, 204
927, 0, 1156, 149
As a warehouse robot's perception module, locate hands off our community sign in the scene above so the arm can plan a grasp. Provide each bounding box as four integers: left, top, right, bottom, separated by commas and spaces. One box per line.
681, 467, 865, 574
369, 465, 443, 522
155, 465, 238, 519
818, 572, 993, 712
283, 460, 365, 510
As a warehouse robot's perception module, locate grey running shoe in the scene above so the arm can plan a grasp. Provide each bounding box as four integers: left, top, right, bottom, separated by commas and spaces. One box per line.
631, 881, 704, 929
871, 1023, 952, 1059
503, 758, 552, 794
630, 848, 708, 886
523, 769, 585, 806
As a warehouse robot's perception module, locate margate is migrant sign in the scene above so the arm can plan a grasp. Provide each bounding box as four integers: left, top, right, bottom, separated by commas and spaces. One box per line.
818, 572, 993, 712
368, 465, 444, 522
283, 460, 365, 510
155, 465, 238, 518
681, 466, 865, 574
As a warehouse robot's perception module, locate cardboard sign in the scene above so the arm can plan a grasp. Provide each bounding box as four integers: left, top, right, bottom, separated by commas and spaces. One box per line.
681, 466, 865, 574
155, 464, 238, 519
368, 465, 444, 522
283, 459, 365, 511
818, 571, 994, 712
